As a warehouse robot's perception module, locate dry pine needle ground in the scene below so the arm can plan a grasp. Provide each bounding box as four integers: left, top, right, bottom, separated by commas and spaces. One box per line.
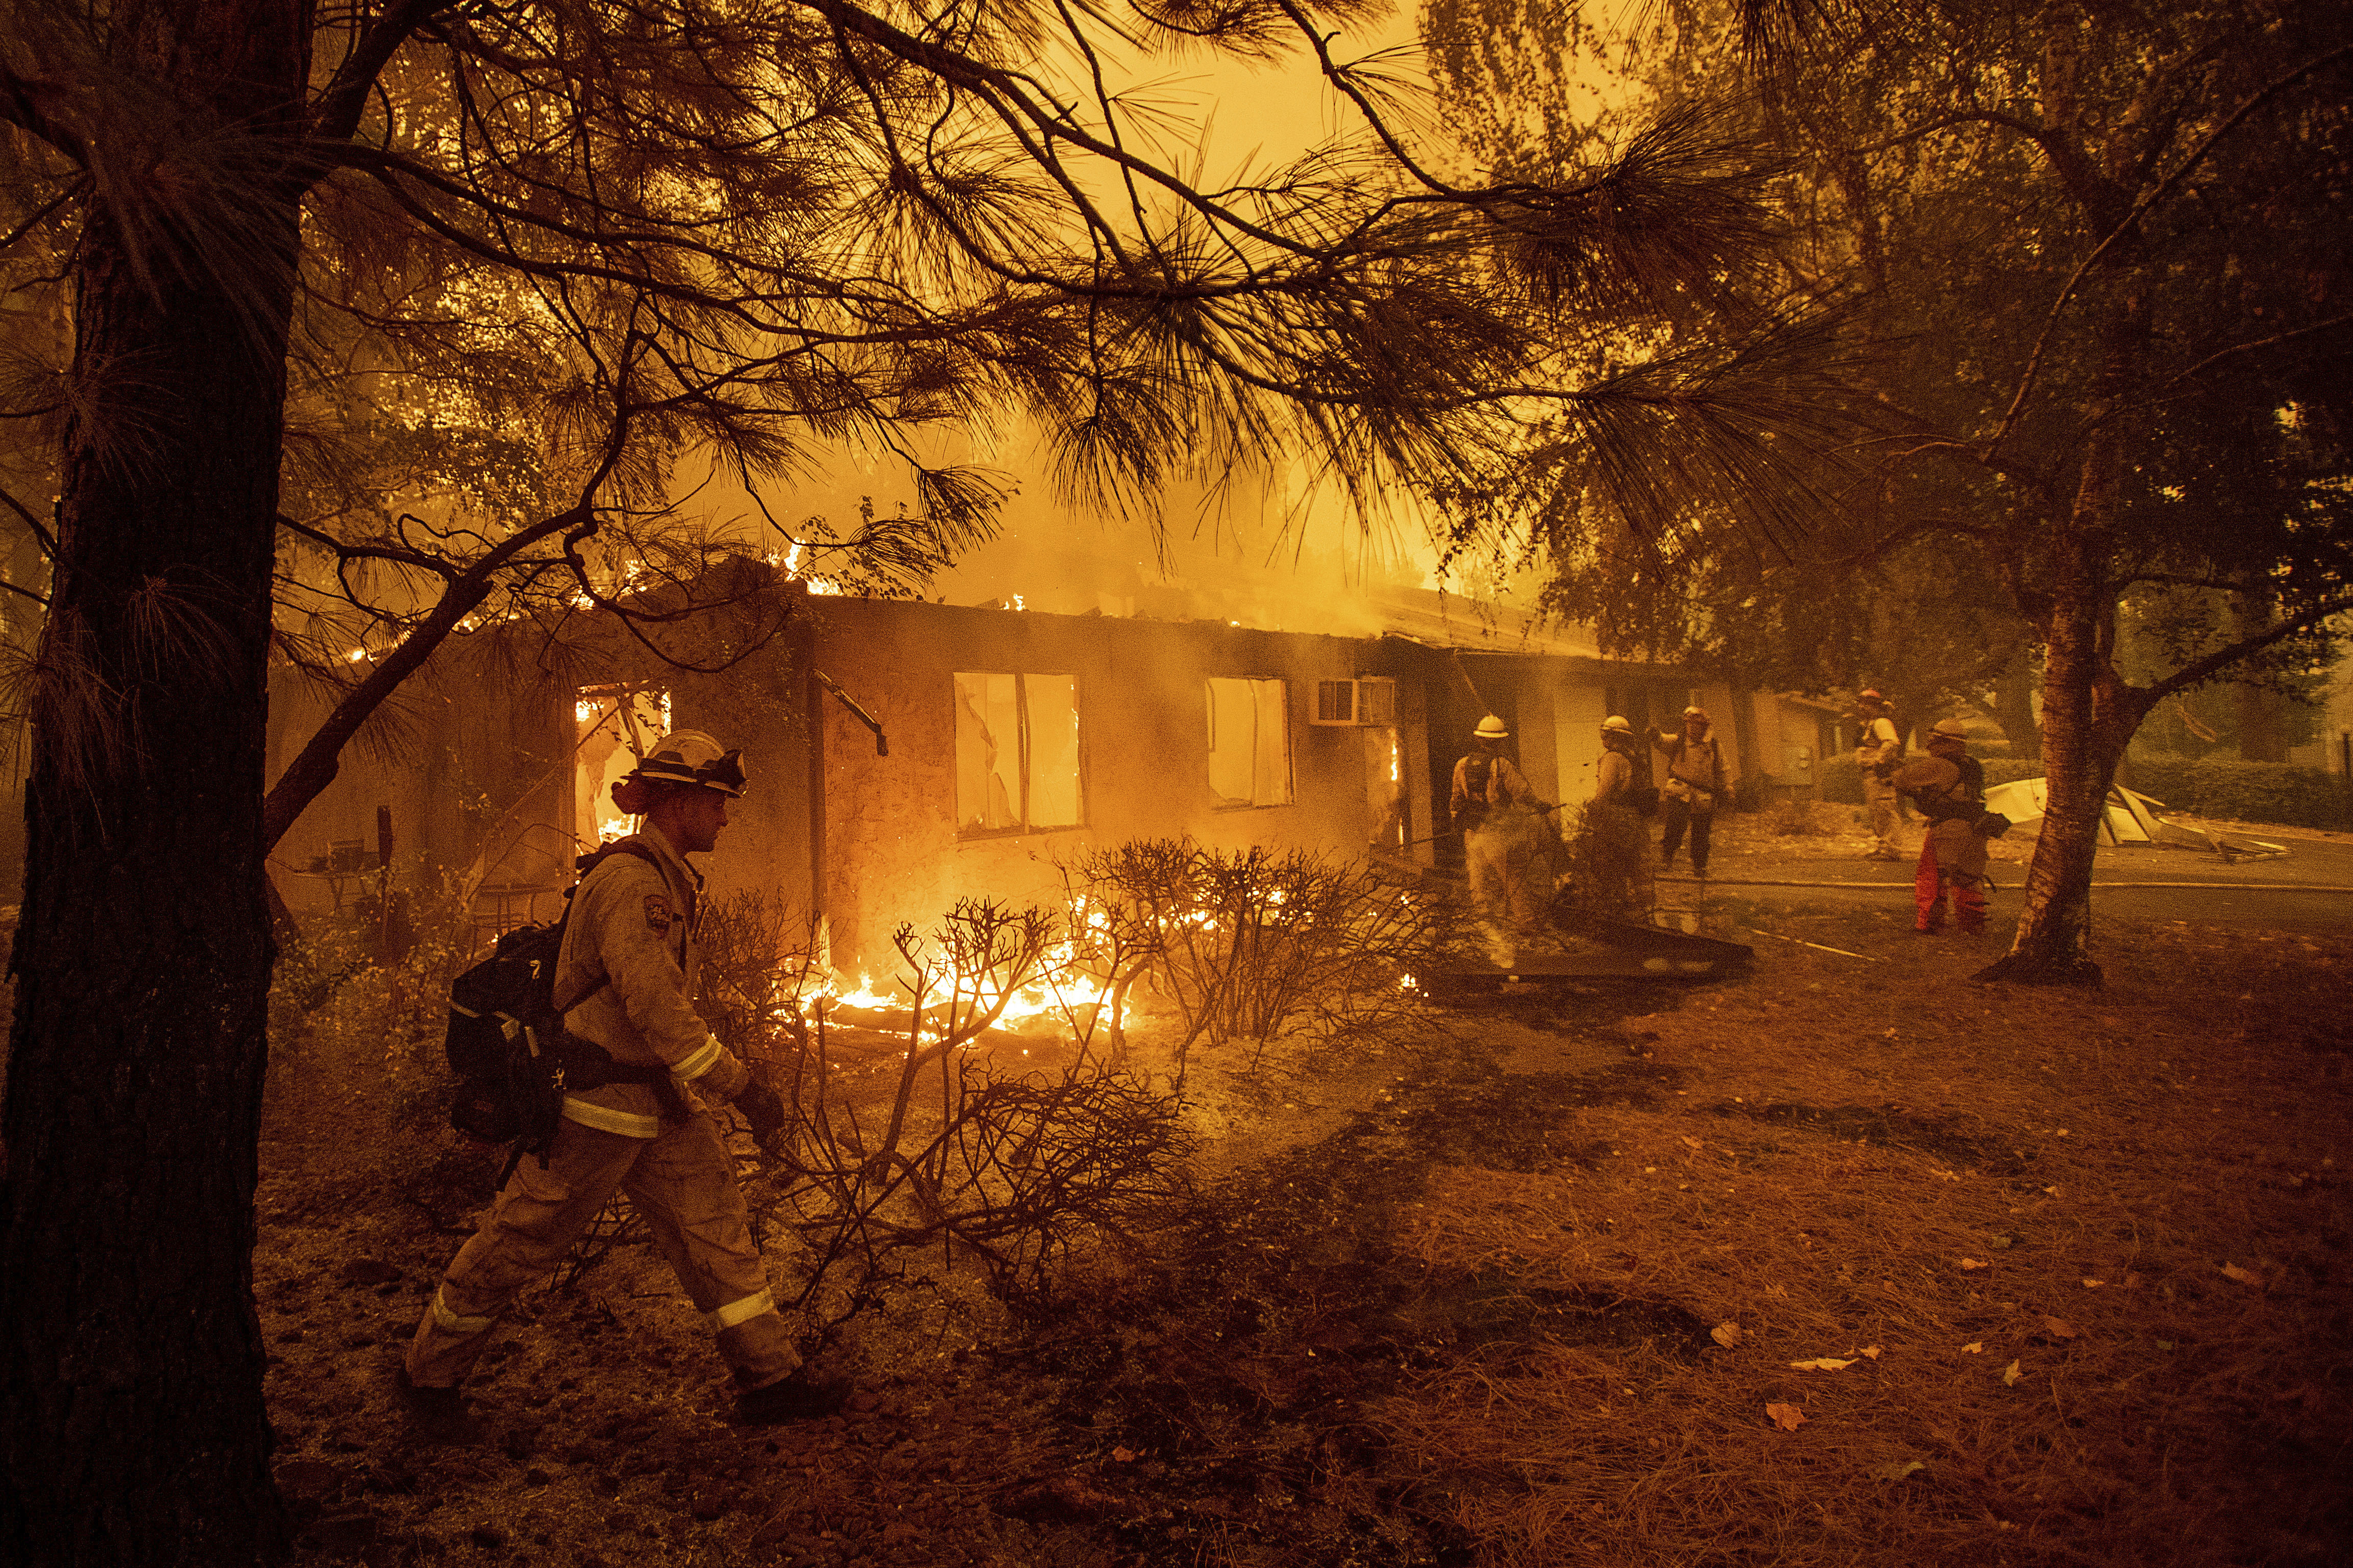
1374, 915, 2351, 1568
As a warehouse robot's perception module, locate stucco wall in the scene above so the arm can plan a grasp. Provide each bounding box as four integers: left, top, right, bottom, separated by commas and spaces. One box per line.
786, 600, 1404, 979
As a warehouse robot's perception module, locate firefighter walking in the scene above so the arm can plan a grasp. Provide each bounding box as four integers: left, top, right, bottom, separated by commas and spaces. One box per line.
402, 731, 832, 1426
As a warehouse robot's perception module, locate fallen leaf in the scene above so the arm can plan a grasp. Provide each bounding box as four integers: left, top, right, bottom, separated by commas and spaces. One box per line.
1681, 1137, 1703, 1150
1873, 1459, 1926, 1482
1711, 1322, 1743, 1348
1111, 1447, 1138, 1464
1765, 1402, 1807, 1431
1856, 1345, 1883, 1360
2002, 1360, 2022, 1386
2081, 1279, 2105, 1288
2054, 1129, 2070, 1137
2042, 1316, 2078, 1339
1790, 1358, 1856, 1371
1883, 1028, 1898, 1038
1961, 1342, 1984, 1353
1990, 1234, 2018, 1250
2220, 1263, 2262, 1286
1960, 1258, 1989, 1270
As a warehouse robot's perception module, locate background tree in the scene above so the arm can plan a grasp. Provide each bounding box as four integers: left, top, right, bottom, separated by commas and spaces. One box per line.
1425, 0, 2353, 981
0, 0, 1821, 1560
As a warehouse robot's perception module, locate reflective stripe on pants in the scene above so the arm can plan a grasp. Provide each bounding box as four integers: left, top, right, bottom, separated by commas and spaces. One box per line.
403, 1110, 797, 1391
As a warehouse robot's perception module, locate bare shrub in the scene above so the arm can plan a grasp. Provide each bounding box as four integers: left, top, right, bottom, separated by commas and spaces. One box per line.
700, 897, 1199, 1324
1058, 837, 1456, 1084
1553, 803, 1650, 918
694, 885, 821, 1058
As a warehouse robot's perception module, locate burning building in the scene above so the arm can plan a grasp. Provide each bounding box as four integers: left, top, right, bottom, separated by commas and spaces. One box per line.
268, 576, 1845, 980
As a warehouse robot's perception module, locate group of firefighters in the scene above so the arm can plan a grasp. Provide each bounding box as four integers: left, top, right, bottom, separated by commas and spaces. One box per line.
1448, 692, 1995, 951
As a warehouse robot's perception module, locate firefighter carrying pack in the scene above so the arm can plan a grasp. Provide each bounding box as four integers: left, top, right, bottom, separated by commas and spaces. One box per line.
443, 842, 690, 1172
1456, 754, 1496, 831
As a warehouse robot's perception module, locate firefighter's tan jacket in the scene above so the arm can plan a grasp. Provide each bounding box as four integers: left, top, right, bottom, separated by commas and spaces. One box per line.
1855, 713, 1900, 769
553, 827, 748, 1139
1652, 722, 1726, 807
1596, 743, 1635, 802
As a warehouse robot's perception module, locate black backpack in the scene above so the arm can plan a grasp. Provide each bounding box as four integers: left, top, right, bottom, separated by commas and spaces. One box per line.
1456, 755, 1493, 831
444, 842, 661, 1160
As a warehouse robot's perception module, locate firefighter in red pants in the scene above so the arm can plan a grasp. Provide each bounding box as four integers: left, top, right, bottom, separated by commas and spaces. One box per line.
1890, 718, 1990, 934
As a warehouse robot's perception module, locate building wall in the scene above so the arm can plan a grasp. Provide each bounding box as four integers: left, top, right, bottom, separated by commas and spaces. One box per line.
268, 645, 572, 930
1550, 681, 1610, 805
785, 600, 1401, 979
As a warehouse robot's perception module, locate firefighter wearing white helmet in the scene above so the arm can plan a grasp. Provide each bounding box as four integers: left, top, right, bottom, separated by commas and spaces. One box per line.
1450, 715, 1558, 956
1853, 689, 1905, 861
1890, 718, 1990, 935
1651, 706, 1730, 878
404, 731, 837, 1426
1590, 716, 1655, 912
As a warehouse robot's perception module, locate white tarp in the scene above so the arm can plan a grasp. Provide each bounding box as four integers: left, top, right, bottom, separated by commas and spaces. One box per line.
1979, 777, 2286, 860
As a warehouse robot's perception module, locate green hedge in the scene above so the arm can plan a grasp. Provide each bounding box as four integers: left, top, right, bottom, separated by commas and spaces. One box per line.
1813, 749, 2353, 827
1815, 753, 2044, 805
2120, 753, 2353, 830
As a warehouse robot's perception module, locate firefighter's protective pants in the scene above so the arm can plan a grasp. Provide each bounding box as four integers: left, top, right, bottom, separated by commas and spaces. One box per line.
1467, 818, 1545, 923
405, 1109, 797, 1392
1914, 819, 1988, 933
1863, 773, 1902, 856
1659, 797, 1713, 875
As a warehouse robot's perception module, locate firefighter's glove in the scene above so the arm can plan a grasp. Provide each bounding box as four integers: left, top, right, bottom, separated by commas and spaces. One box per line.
735, 1073, 788, 1149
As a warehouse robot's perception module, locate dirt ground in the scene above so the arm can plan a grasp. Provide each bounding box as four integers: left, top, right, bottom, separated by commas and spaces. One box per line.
255, 818, 2353, 1568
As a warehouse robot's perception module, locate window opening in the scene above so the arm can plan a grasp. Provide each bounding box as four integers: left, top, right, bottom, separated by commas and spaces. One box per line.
574, 686, 671, 847
1206, 677, 1293, 808
955, 672, 1082, 834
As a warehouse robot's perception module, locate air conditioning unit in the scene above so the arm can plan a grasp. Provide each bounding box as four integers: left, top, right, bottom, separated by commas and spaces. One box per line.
1311, 677, 1399, 726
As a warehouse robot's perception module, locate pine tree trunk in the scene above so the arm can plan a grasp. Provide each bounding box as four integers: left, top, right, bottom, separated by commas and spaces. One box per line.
0, 5, 305, 1561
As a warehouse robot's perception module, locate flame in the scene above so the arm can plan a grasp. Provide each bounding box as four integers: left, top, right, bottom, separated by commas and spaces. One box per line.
783, 948, 1129, 1047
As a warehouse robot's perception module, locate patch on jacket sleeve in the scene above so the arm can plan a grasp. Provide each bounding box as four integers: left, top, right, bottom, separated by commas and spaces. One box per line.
644, 894, 673, 934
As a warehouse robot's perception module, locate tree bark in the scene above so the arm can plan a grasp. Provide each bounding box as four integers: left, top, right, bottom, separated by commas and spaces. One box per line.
1991, 641, 2042, 758
0, 5, 305, 1562
1977, 480, 2146, 987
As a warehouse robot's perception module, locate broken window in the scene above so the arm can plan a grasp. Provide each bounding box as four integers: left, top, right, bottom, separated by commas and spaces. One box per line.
955, 672, 1082, 835
1206, 677, 1292, 808
574, 686, 672, 846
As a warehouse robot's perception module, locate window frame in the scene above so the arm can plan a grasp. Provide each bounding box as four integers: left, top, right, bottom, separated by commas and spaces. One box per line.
1204, 675, 1295, 811
952, 668, 1087, 839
